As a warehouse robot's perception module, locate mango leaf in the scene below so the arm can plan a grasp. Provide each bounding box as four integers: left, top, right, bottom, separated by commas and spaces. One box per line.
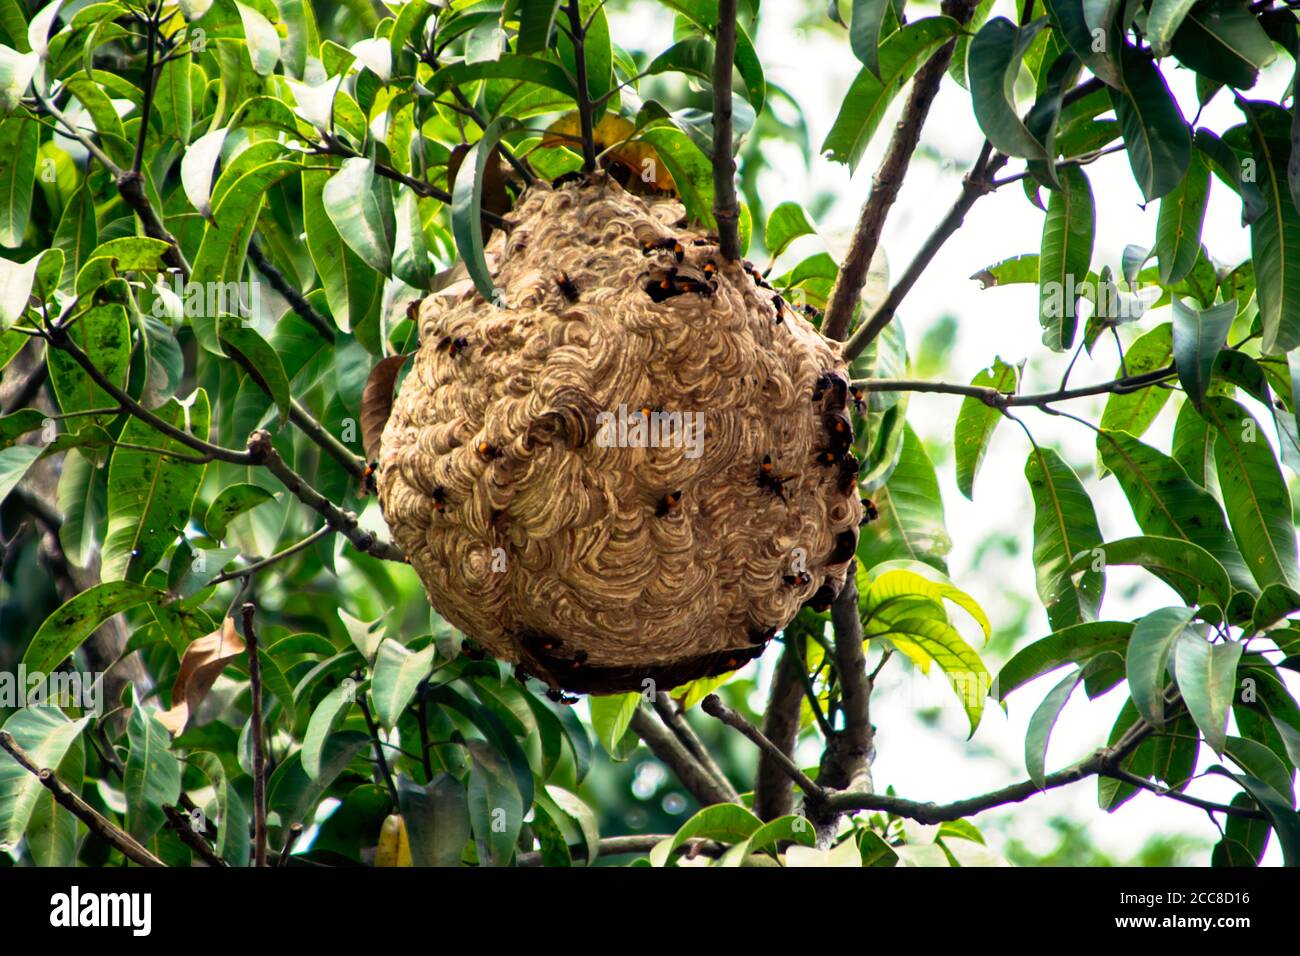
1172, 630, 1242, 757
1170, 0, 1275, 89
1146, 0, 1198, 56
400, 773, 470, 867
190, 750, 249, 866
1026, 446, 1104, 629
268, 731, 369, 832
1109, 43, 1191, 201
858, 424, 950, 573
451, 117, 506, 302
22, 580, 161, 675
969, 17, 1049, 159
765, 201, 816, 260
1205, 765, 1300, 865
998, 620, 1133, 699
125, 698, 181, 843
1097, 430, 1253, 593
649, 803, 763, 867
303, 165, 380, 334
1037, 165, 1094, 351
302, 680, 363, 778
101, 393, 211, 582
1097, 322, 1173, 452
588, 692, 641, 758
156, 617, 245, 735
204, 483, 275, 540
467, 738, 524, 866
1127, 606, 1195, 727
822, 17, 962, 171
1201, 396, 1300, 590
1155, 151, 1209, 284
1025, 666, 1083, 787
0, 707, 89, 851
323, 157, 394, 275
878, 616, 989, 735
1172, 297, 1235, 407
850, 0, 892, 76
372, 639, 435, 730
1068, 534, 1233, 609
515, 0, 563, 54
45, 303, 130, 421
0, 115, 36, 247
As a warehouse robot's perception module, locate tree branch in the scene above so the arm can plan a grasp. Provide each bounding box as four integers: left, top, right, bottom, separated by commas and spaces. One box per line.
162, 803, 228, 867
711, 0, 741, 261
517, 833, 725, 866
819, 566, 873, 796
245, 430, 406, 562
821, 0, 980, 341
702, 694, 825, 800
630, 706, 737, 807
240, 602, 268, 867
565, 0, 598, 172
246, 238, 336, 343
752, 641, 807, 820
853, 363, 1178, 408
653, 692, 739, 802
0, 731, 165, 867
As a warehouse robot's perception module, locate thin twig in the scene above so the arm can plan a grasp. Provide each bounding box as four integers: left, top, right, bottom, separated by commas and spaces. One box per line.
162, 803, 229, 867
565, 0, 598, 171
702, 695, 825, 800
241, 602, 268, 867
209, 525, 333, 586
629, 706, 737, 807
653, 692, 739, 802
246, 238, 335, 342
852, 363, 1177, 408
358, 697, 401, 809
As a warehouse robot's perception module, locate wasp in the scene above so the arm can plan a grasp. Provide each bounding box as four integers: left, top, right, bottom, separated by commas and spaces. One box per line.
758, 455, 795, 501
812, 371, 834, 402
477, 441, 502, 461
804, 582, 836, 613
546, 688, 580, 705
782, 570, 812, 587
743, 260, 772, 290
849, 384, 866, 414
772, 293, 787, 323
802, 303, 823, 322
460, 639, 487, 661
361, 460, 379, 495
645, 271, 685, 303
829, 528, 858, 564
551, 170, 584, 188
749, 626, 778, 645
656, 489, 683, 517
814, 450, 838, 467
642, 236, 685, 262
837, 451, 861, 495
556, 271, 580, 302
569, 650, 589, 669
702, 259, 718, 277
439, 335, 470, 359
431, 486, 448, 512
824, 412, 853, 455
860, 497, 880, 524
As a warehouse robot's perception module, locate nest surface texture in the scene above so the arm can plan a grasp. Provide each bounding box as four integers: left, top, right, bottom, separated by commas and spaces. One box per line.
378, 176, 863, 694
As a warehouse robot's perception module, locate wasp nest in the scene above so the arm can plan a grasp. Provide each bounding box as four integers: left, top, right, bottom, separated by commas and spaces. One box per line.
378, 175, 863, 695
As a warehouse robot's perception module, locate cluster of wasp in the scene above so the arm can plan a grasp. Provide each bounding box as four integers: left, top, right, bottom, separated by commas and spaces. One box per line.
740, 259, 823, 327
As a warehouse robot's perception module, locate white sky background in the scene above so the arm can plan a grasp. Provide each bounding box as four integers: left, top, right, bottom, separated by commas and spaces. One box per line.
608, 0, 1298, 864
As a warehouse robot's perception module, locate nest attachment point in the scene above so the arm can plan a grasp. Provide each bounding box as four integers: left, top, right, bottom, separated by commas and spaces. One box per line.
378, 175, 863, 695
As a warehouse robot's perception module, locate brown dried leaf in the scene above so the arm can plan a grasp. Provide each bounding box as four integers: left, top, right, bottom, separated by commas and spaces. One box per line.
361, 354, 412, 462
157, 617, 245, 736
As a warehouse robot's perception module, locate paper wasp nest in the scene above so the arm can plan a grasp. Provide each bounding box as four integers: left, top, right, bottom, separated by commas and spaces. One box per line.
378, 176, 863, 695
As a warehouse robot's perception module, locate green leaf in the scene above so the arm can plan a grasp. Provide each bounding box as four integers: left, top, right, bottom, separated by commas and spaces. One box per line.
191, 750, 249, 866
1098, 322, 1173, 448
0, 250, 41, 327
1096, 430, 1253, 594
154, 50, 192, 145
1146, 0, 1198, 56
515, 0, 562, 55
451, 117, 506, 302
303, 165, 379, 334
879, 616, 990, 735
1169, 0, 1276, 89
764, 201, 816, 259
236, 2, 281, 76
219, 316, 291, 427
859, 424, 950, 573
268, 731, 369, 832
180, 126, 228, 222
969, 17, 1049, 159
1155, 151, 1209, 284
649, 803, 762, 866
997, 620, 1133, 699
466, 738, 523, 866
0, 707, 88, 851
125, 698, 181, 843
1173, 631, 1243, 756
323, 157, 394, 275
850, 0, 892, 76
971, 252, 1039, 287
51, 181, 97, 295
22, 580, 160, 675
1041, 0, 1121, 88
1172, 297, 1235, 407
1109, 44, 1191, 201
1037, 165, 1094, 351
1127, 606, 1195, 727
1225, 735, 1294, 802
822, 17, 962, 171
1201, 396, 1300, 590
1238, 101, 1300, 353
0, 115, 36, 247
45, 302, 131, 423
25, 736, 83, 867
1025, 446, 1104, 629
101, 393, 211, 582
588, 692, 641, 758
1069, 534, 1233, 608
302, 679, 362, 779
400, 773, 470, 867
1203, 766, 1300, 865
953, 357, 1019, 500
1025, 666, 1083, 787
0, 442, 38, 504
204, 482, 275, 539
372, 639, 435, 730
639, 125, 716, 228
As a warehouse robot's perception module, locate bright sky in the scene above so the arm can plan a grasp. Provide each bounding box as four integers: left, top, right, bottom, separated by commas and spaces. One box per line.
611, 0, 1297, 864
